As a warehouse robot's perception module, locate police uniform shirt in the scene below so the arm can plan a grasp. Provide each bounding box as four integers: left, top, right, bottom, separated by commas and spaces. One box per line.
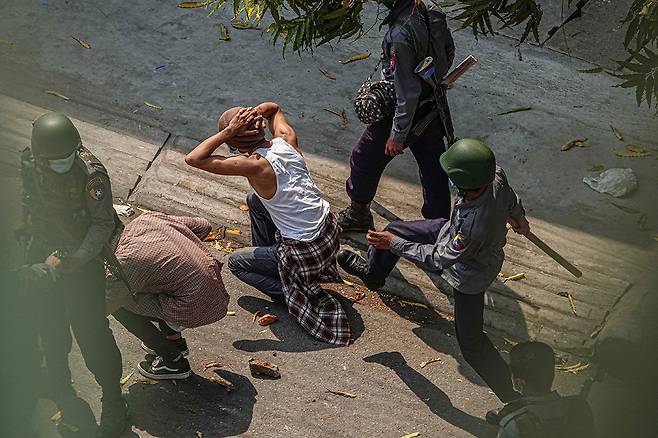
381, 0, 455, 145
389, 167, 525, 294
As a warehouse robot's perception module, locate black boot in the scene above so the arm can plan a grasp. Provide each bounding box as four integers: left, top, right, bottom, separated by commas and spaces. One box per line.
96, 396, 128, 438
337, 249, 385, 291
337, 201, 374, 233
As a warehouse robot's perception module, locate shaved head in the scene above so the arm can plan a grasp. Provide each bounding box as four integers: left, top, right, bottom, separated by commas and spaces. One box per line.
218, 106, 267, 150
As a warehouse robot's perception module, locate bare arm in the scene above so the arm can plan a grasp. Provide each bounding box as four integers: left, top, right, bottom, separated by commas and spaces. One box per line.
256, 102, 299, 151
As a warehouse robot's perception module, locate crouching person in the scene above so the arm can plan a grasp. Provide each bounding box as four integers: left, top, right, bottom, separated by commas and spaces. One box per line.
186, 102, 350, 346
108, 212, 229, 379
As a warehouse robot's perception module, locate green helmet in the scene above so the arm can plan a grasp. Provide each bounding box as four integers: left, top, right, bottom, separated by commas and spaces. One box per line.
31, 112, 81, 159
439, 138, 496, 190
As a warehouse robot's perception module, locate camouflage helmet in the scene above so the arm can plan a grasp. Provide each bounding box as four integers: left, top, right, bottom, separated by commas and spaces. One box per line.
439, 138, 496, 190
31, 112, 81, 159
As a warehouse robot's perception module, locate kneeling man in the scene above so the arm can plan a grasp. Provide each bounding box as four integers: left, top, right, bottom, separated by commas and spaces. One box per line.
186, 103, 349, 346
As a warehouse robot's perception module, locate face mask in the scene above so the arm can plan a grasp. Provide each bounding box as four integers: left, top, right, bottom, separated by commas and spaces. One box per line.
48, 151, 76, 174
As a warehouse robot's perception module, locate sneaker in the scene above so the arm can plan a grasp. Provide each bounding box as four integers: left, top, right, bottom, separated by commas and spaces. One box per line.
137, 355, 192, 380
141, 337, 189, 357
96, 397, 128, 438
337, 249, 385, 291
337, 204, 374, 233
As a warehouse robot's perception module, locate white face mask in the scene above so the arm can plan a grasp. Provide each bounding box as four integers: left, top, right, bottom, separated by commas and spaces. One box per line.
48, 151, 76, 174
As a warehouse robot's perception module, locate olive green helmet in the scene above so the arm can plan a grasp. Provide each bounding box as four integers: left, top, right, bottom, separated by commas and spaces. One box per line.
439, 138, 496, 190
31, 112, 81, 159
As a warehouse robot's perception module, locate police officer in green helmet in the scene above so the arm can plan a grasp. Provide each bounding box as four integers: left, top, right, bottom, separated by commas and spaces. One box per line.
339, 138, 531, 405
20, 112, 128, 437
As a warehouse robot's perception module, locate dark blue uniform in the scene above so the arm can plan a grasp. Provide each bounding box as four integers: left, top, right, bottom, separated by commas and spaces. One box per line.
346, 0, 455, 219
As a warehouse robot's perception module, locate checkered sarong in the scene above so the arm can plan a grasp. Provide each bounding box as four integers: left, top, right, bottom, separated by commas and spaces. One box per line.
276, 213, 350, 346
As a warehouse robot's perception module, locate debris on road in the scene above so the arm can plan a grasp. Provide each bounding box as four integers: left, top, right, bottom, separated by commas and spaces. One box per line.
71, 36, 92, 49
576, 66, 604, 73
583, 168, 637, 197
120, 371, 134, 386
558, 291, 578, 316
396, 299, 428, 309
249, 357, 281, 378
257, 313, 278, 326
113, 204, 135, 217
51, 410, 62, 423
610, 125, 624, 141
226, 229, 241, 236
203, 361, 223, 371
319, 68, 336, 80
502, 272, 525, 282
252, 311, 261, 322
177, 1, 211, 8
343, 279, 355, 287
45, 90, 70, 101
144, 101, 163, 110
615, 144, 649, 157
323, 107, 348, 125
560, 138, 588, 151
340, 53, 370, 64
497, 106, 532, 116
226, 311, 236, 316
350, 291, 366, 302
419, 357, 442, 368
504, 337, 518, 346
401, 433, 421, 438
209, 374, 234, 390
230, 19, 260, 30
203, 226, 226, 241
219, 24, 230, 41
327, 389, 357, 398
556, 362, 590, 374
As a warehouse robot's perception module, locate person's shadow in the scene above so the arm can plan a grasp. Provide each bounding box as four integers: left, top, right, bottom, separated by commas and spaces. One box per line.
363, 351, 496, 437
232, 294, 365, 353
124, 370, 256, 438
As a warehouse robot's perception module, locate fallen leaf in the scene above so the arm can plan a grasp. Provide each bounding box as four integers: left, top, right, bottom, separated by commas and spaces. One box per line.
239, 204, 249, 211
71, 36, 92, 49
503, 337, 518, 346
196, 432, 204, 438
397, 299, 428, 309
144, 101, 163, 110
566, 291, 577, 316
203, 361, 223, 371
230, 19, 260, 30
626, 144, 647, 154
401, 433, 421, 438
257, 313, 278, 326
615, 148, 650, 157
120, 371, 134, 386
561, 138, 588, 151
209, 374, 234, 390
576, 66, 603, 73
319, 68, 336, 80
171, 379, 177, 385
419, 357, 442, 368
590, 323, 604, 339
497, 106, 532, 116
343, 279, 355, 287
45, 90, 71, 101
587, 164, 605, 172
340, 53, 370, 64
323, 107, 348, 124
219, 23, 230, 41
177, 1, 211, 7
252, 311, 261, 322
556, 362, 590, 373
607, 199, 641, 214
503, 273, 525, 282
51, 410, 62, 423
226, 229, 241, 236
203, 227, 225, 241
327, 389, 357, 398
610, 125, 624, 141
226, 311, 236, 316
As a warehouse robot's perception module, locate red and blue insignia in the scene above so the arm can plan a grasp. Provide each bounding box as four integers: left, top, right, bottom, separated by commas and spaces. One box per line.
451, 233, 466, 251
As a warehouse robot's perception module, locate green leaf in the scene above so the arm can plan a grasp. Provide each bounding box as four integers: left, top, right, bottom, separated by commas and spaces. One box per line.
646, 74, 654, 108
636, 79, 645, 106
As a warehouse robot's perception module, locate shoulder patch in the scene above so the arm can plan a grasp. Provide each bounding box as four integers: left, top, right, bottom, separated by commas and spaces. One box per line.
86, 175, 106, 201
451, 233, 467, 251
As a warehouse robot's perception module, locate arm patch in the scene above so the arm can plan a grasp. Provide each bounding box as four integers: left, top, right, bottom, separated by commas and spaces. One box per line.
451, 233, 466, 251
86, 176, 106, 201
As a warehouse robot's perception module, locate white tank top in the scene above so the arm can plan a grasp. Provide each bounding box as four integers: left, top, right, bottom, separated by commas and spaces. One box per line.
254, 138, 330, 241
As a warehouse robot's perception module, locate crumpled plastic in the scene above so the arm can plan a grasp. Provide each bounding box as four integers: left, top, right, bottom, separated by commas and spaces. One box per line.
583, 168, 638, 197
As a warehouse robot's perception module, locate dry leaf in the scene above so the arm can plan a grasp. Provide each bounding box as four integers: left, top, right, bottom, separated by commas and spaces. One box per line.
343, 279, 355, 287
587, 164, 605, 172
120, 371, 134, 386
72, 36, 92, 49
323, 107, 348, 124
257, 313, 278, 326
614, 148, 649, 157
319, 68, 336, 80
401, 433, 421, 438
51, 410, 62, 423
144, 101, 162, 110
566, 291, 577, 316
503, 273, 525, 282
340, 53, 370, 64
610, 125, 624, 141
327, 389, 357, 398
252, 311, 261, 322
230, 19, 259, 30
504, 337, 518, 346
576, 66, 603, 73
239, 204, 249, 211
177, 1, 211, 7
219, 24, 230, 41
397, 299, 428, 309
497, 106, 532, 116
419, 357, 442, 368
607, 199, 641, 214
203, 361, 223, 371
560, 138, 588, 151
197, 432, 204, 438
626, 144, 647, 154
171, 379, 177, 385
203, 227, 224, 241
45, 90, 71, 101
209, 375, 234, 390
226, 229, 241, 236
556, 362, 590, 373
226, 311, 236, 316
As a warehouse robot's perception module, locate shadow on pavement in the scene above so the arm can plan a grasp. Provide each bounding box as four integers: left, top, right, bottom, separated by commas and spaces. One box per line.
363, 351, 495, 438
232, 294, 364, 353
124, 370, 256, 438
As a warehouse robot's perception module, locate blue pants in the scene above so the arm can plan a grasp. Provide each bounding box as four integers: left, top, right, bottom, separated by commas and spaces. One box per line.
345, 115, 451, 220
368, 218, 519, 402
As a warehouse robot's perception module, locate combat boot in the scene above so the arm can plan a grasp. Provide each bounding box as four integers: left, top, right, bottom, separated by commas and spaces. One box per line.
337, 249, 385, 291
337, 201, 374, 233
96, 396, 128, 438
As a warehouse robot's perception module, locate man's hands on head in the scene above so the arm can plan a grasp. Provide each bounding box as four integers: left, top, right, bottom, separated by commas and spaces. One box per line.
366, 230, 396, 250
225, 107, 265, 138
385, 138, 404, 157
